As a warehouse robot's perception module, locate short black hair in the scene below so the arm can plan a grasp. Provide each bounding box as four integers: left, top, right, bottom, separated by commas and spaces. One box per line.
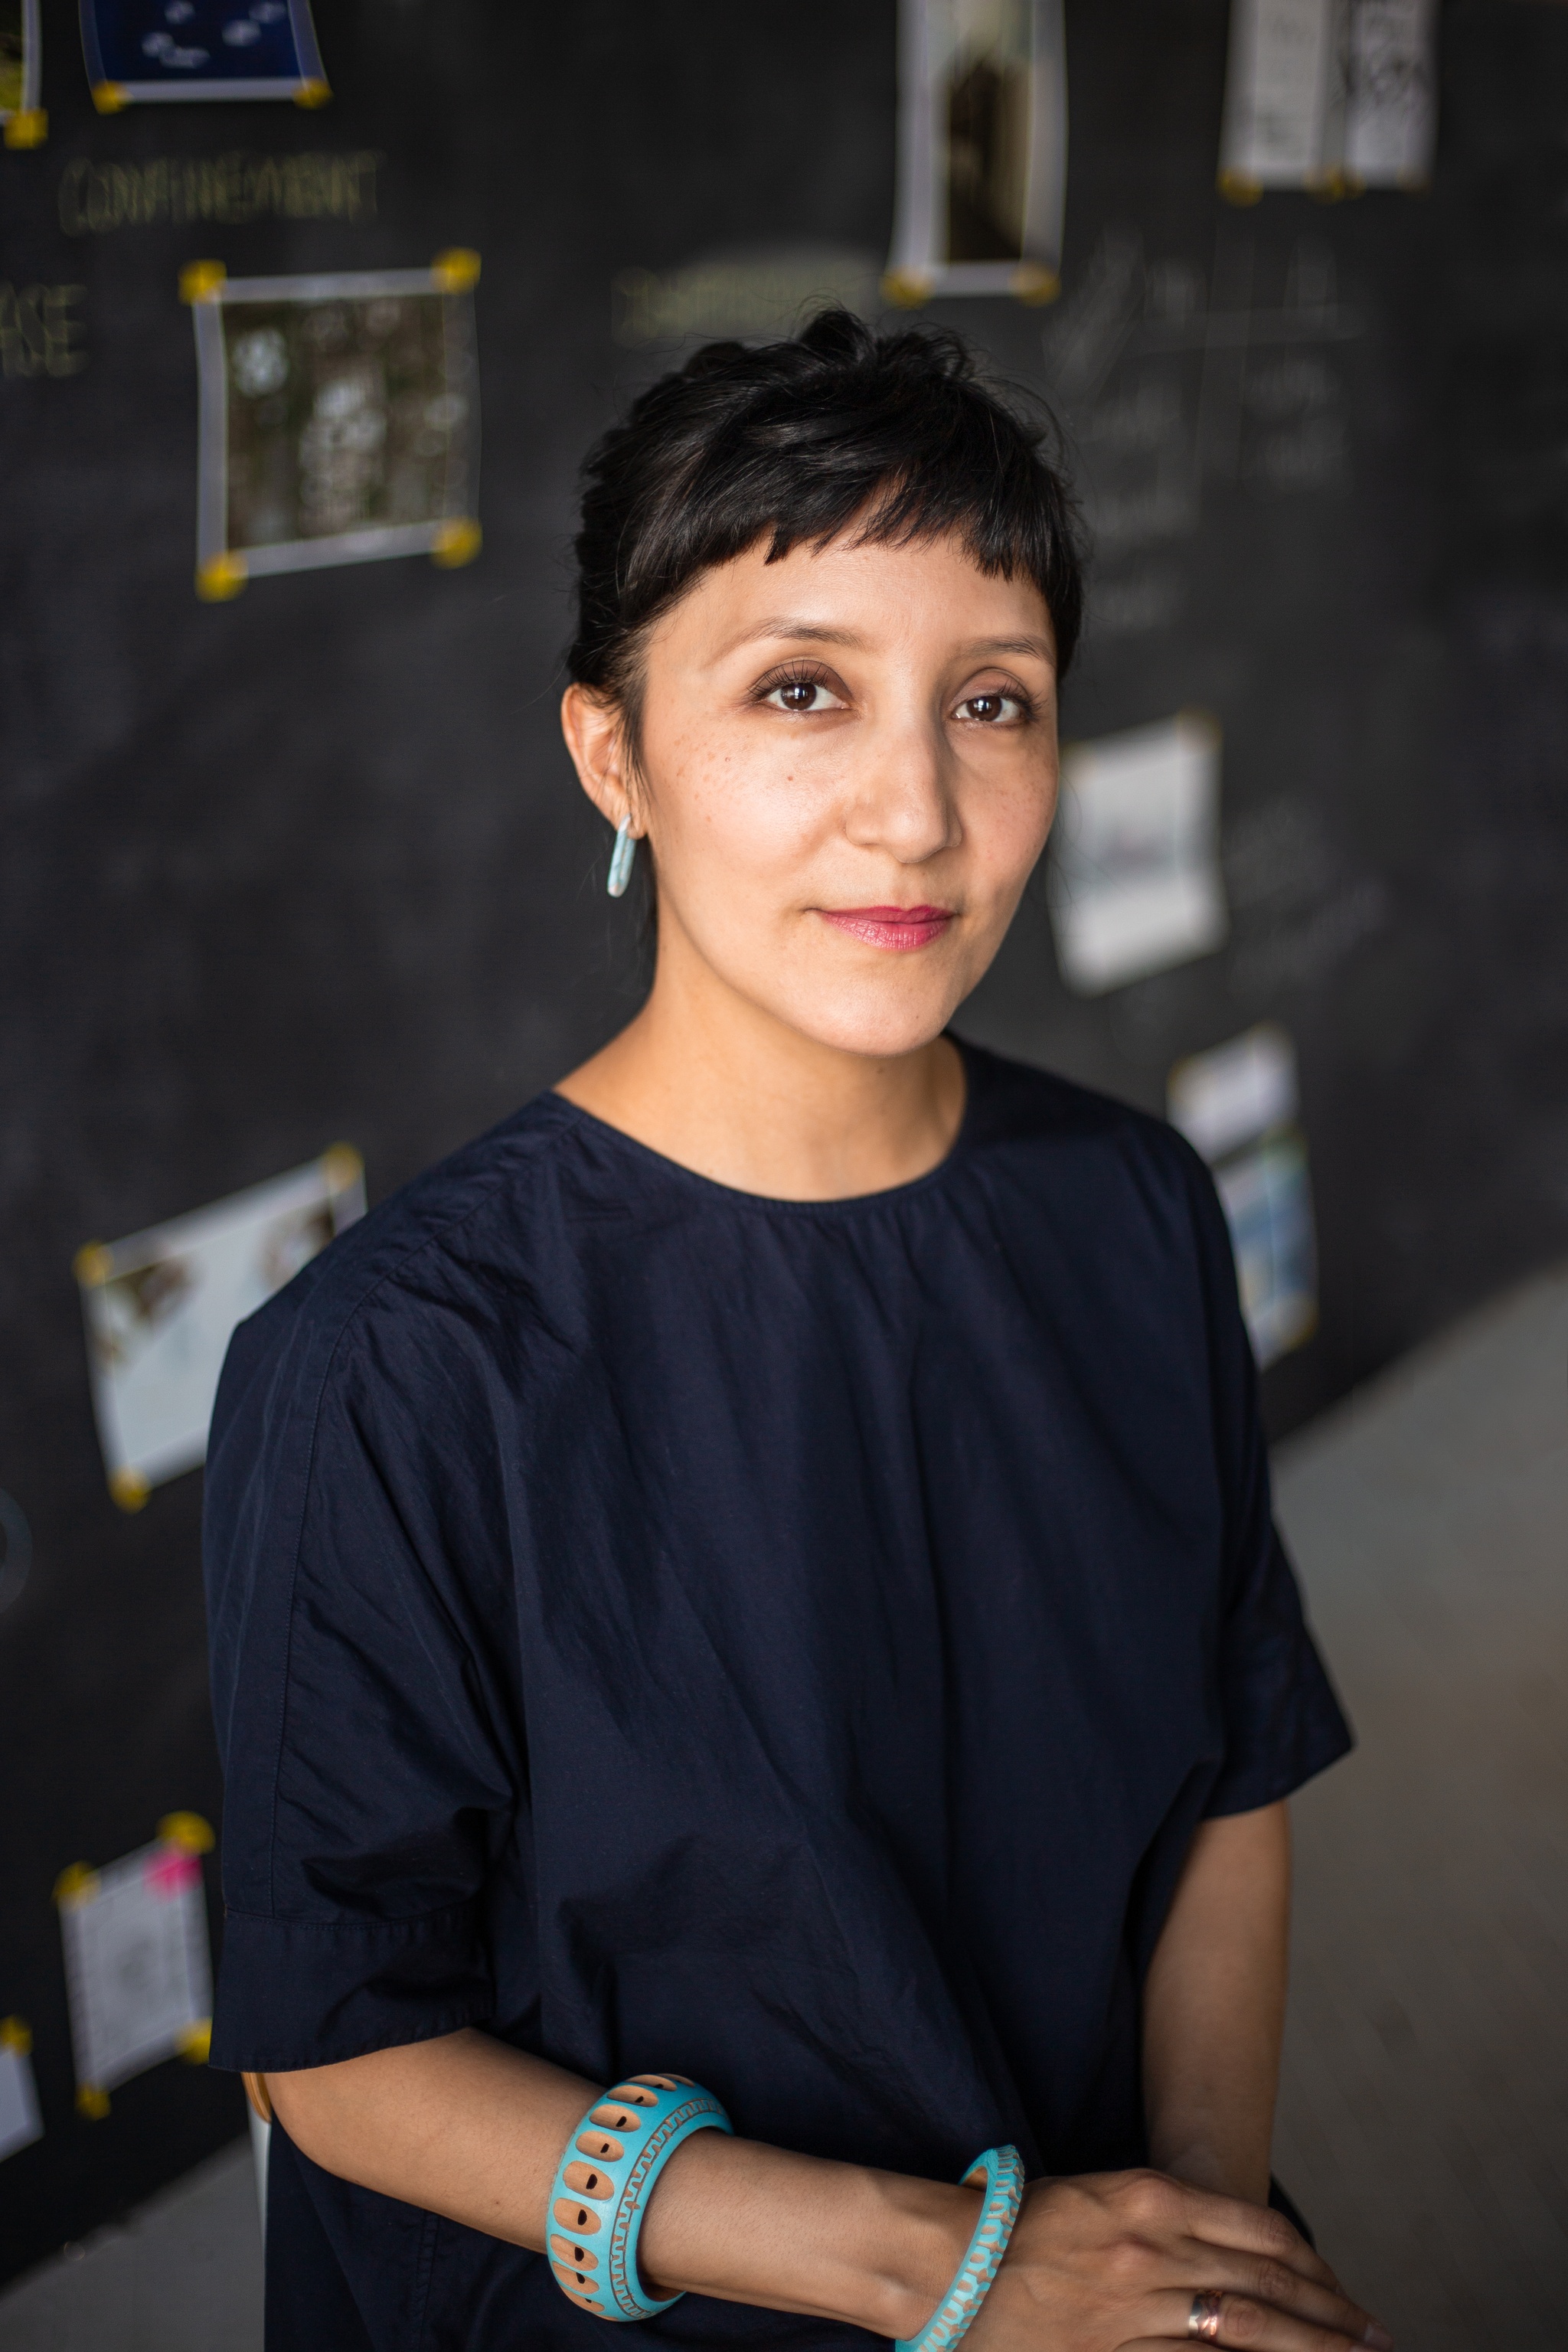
567, 308, 1083, 743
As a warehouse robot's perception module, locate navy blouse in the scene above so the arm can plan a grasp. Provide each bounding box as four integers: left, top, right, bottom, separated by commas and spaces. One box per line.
204, 1044, 1350, 2351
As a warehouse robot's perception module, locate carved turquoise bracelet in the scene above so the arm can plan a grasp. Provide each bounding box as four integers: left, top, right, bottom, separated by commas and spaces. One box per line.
894, 2144, 1026, 2352
547, 2072, 733, 2321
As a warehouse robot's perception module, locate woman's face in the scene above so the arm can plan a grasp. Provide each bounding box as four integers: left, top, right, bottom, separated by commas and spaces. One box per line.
564, 527, 1060, 1060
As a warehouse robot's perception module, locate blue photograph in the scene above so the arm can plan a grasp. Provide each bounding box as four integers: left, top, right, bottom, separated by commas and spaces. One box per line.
81, 0, 325, 103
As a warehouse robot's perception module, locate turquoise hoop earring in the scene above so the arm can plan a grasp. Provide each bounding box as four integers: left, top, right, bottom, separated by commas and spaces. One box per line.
607, 817, 637, 898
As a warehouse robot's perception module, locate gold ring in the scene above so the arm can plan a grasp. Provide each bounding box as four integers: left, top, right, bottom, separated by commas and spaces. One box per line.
1188, 2290, 1225, 2341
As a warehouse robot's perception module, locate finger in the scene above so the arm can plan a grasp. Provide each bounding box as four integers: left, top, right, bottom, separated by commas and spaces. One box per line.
1174, 2187, 1342, 2291
1146, 2288, 1391, 2352
1170, 2243, 1387, 2347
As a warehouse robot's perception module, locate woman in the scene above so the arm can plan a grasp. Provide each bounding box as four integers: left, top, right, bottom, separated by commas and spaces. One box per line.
205, 312, 1381, 2352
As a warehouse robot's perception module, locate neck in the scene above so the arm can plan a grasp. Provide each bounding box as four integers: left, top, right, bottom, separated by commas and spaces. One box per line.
554, 928, 966, 1202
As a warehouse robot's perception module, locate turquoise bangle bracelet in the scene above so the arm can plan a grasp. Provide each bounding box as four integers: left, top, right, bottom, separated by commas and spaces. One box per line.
547, 2072, 733, 2321
894, 2144, 1025, 2352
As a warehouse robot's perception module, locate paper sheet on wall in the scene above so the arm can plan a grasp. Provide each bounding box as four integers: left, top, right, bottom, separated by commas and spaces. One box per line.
76, 1143, 364, 1508
57, 1824, 214, 2110
1219, 0, 1436, 195
886, 0, 1066, 304
186, 254, 481, 599
1, 0, 44, 143
1048, 712, 1228, 995
1168, 1025, 1318, 1367
80, 0, 327, 109
0, 2024, 43, 2161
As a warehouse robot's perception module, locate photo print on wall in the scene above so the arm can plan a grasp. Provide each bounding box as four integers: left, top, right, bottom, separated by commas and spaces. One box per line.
1047, 711, 1229, 995
1, 0, 45, 145
182, 252, 481, 599
74, 1144, 364, 1509
55, 1817, 215, 2118
1218, 0, 1437, 199
80, 0, 327, 111
1168, 1024, 1318, 1367
885, 0, 1067, 305
0, 2018, 42, 2163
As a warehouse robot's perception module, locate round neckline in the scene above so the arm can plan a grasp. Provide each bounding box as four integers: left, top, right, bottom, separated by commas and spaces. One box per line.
546, 1040, 980, 1216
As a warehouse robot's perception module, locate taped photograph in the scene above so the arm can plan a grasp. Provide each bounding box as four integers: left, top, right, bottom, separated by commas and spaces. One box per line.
0, 2021, 42, 2162
1048, 711, 1228, 995
1169, 1024, 1318, 1367
885, 0, 1066, 303
57, 1820, 214, 2113
80, 0, 327, 109
1219, 0, 1436, 197
187, 253, 481, 597
76, 1144, 364, 1508
1, 0, 44, 146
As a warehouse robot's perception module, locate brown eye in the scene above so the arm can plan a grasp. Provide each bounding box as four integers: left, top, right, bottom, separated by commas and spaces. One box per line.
760, 675, 846, 714
780, 681, 818, 710
958, 691, 1025, 725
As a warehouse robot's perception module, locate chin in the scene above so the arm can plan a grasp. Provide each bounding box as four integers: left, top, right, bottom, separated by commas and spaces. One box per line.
782, 980, 962, 1062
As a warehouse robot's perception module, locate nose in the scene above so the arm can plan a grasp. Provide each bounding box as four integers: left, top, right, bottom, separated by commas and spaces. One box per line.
841, 704, 961, 865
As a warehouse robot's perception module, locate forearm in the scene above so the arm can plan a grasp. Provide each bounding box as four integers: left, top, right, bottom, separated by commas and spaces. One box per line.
266, 2030, 970, 2338
1140, 1799, 1291, 2203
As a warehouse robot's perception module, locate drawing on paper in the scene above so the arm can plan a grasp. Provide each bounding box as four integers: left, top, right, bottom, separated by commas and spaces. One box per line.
185, 253, 480, 597
886, 0, 1066, 304
1168, 1023, 1318, 1367
1, 0, 44, 145
56, 1819, 214, 2115
80, 0, 327, 109
1218, 0, 1437, 199
0, 2020, 43, 2161
1048, 713, 1228, 995
75, 1144, 364, 1508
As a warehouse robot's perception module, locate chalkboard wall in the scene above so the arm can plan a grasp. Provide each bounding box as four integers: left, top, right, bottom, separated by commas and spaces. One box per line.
2, 0, 1565, 2282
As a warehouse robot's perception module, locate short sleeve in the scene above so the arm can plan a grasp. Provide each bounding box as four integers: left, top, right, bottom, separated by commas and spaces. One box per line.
203, 1263, 521, 2073
1181, 1144, 1354, 1817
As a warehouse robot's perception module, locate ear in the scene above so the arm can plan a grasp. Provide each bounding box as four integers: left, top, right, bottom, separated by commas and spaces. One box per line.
560, 684, 639, 832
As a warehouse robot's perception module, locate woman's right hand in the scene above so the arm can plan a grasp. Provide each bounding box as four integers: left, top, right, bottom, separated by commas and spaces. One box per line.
968, 2171, 1391, 2352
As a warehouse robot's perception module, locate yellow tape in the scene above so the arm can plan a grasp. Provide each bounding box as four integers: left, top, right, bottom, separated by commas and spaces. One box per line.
178, 260, 227, 305
77, 2083, 110, 2118
431, 247, 481, 293
109, 1465, 150, 1513
880, 269, 931, 310
1217, 168, 1263, 207
177, 2019, 212, 2063
322, 1143, 364, 1191
157, 1811, 214, 1855
197, 552, 247, 601
0, 2016, 32, 2056
90, 83, 129, 114
1013, 263, 1060, 306
54, 1861, 99, 1907
293, 78, 332, 108
431, 518, 482, 568
2, 108, 47, 149
74, 1241, 113, 1287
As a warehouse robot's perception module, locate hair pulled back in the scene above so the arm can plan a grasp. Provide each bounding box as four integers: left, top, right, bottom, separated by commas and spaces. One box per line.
567, 308, 1083, 745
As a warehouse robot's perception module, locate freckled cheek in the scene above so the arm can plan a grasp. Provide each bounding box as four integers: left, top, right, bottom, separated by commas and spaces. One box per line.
662, 743, 835, 873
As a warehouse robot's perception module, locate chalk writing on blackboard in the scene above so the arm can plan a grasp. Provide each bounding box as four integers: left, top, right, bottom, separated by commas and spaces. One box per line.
0, 284, 85, 377
59, 146, 380, 234
613, 247, 880, 347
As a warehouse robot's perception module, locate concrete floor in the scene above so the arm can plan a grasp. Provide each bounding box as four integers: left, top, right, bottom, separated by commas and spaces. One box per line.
2, 1260, 1564, 2349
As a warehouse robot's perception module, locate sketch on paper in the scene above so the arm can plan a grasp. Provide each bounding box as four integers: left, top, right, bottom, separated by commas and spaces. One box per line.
1218, 0, 1436, 198
76, 1144, 364, 1508
886, 0, 1066, 304
1, 0, 44, 144
1168, 1024, 1318, 1367
1049, 713, 1228, 995
80, 0, 327, 108
186, 253, 480, 598
57, 1821, 214, 2114
0, 2020, 42, 2161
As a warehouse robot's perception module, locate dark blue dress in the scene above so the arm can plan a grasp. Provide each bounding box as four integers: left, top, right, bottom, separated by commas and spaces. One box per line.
204, 1044, 1350, 2351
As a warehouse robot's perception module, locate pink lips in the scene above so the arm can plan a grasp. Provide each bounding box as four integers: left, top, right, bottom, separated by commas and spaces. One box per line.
817, 905, 955, 952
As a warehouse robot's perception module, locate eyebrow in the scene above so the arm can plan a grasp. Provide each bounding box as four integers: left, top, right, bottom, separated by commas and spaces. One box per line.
724, 621, 1056, 662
